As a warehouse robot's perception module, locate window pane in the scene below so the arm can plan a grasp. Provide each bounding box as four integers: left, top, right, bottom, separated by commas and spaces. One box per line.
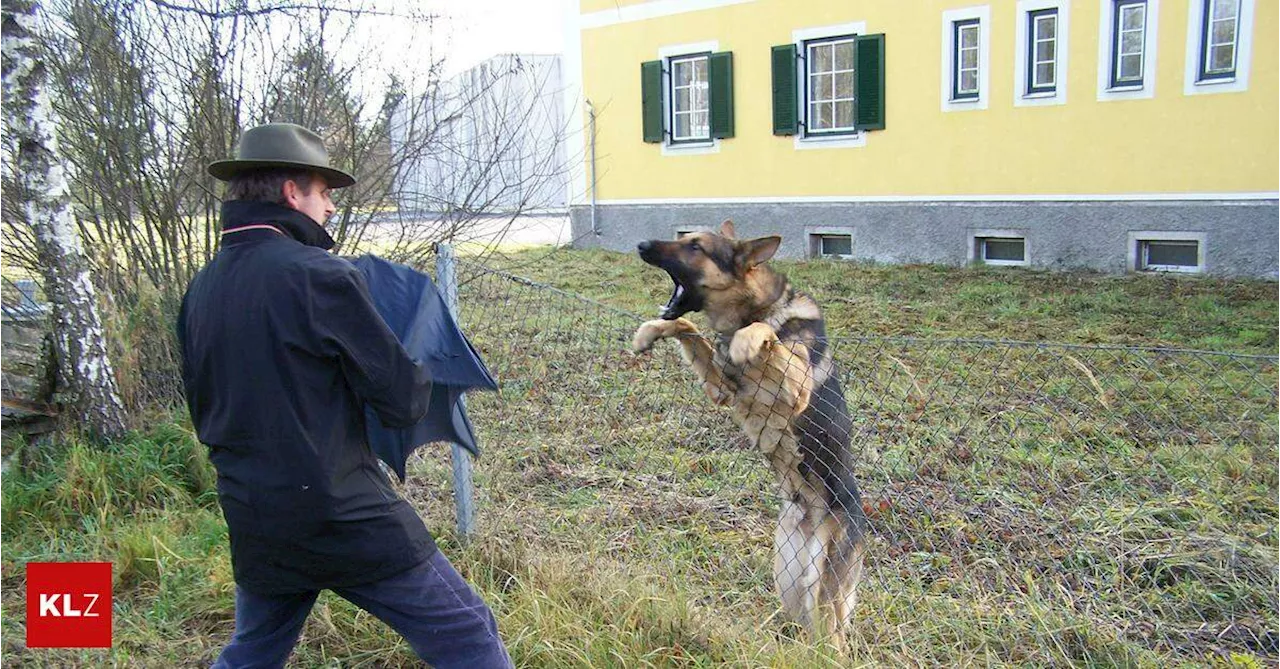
1212, 20, 1236, 45
812, 102, 832, 129
674, 113, 690, 139
1121, 30, 1143, 54
1036, 39, 1055, 62
1210, 44, 1235, 71
1119, 54, 1143, 80
1036, 15, 1056, 39
960, 70, 979, 92
693, 57, 707, 81
821, 235, 852, 256
960, 24, 979, 49
812, 44, 833, 72
834, 42, 854, 70
1035, 63, 1055, 86
984, 239, 1025, 262
835, 71, 853, 98
811, 73, 833, 102
674, 87, 690, 113
692, 111, 709, 137
674, 61, 691, 86
1145, 241, 1198, 267
1213, 0, 1239, 20
1122, 5, 1145, 30
961, 47, 978, 69
835, 100, 853, 128
692, 84, 708, 112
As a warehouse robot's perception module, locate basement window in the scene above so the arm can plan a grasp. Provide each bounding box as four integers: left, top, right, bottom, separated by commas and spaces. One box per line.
1139, 239, 1202, 272
977, 237, 1027, 266
810, 233, 853, 259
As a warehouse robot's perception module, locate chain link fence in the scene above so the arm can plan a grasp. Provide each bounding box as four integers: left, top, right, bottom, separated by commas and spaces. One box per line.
0, 275, 55, 452
407, 254, 1279, 666
6, 252, 1276, 663
1, 277, 52, 405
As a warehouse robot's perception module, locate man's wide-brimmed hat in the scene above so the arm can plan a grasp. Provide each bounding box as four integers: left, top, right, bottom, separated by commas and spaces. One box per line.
207, 123, 356, 188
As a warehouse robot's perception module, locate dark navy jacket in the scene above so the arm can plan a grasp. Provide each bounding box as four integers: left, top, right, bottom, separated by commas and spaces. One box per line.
178, 201, 436, 595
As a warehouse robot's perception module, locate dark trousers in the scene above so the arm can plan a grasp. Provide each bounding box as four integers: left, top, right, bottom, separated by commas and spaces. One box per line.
212, 551, 512, 668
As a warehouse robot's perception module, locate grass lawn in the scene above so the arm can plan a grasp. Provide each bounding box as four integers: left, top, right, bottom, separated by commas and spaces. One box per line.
2, 247, 1275, 667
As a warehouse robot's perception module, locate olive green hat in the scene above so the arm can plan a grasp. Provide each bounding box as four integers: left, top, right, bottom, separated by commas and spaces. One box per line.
207, 122, 356, 188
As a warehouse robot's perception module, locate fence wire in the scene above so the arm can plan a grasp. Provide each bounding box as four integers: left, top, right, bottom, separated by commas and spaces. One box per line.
0, 275, 48, 406
6, 255, 1275, 664
412, 255, 1279, 666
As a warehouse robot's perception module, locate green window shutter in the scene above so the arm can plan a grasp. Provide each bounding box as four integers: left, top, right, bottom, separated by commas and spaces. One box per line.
708, 51, 734, 139
641, 60, 663, 143
854, 33, 885, 131
771, 44, 798, 136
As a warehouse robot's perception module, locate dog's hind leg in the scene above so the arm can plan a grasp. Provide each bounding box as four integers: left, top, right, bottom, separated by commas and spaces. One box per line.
773, 498, 817, 630
817, 514, 866, 654
801, 502, 842, 650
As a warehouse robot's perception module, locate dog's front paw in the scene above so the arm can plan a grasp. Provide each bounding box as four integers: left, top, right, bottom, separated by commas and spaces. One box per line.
632, 321, 666, 353
729, 322, 776, 366
632, 318, 696, 353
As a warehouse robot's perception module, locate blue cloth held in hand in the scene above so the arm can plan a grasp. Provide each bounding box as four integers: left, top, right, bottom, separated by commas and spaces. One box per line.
353, 255, 498, 481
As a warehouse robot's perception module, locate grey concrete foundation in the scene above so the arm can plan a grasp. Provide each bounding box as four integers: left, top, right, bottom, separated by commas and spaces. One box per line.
570, 200, 1278, 278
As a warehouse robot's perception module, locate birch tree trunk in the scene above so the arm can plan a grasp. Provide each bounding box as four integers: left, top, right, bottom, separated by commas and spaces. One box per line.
3, 0, 128, 440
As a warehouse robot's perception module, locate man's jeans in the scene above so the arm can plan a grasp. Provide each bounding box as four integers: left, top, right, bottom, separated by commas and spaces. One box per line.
211, 551, 512, 668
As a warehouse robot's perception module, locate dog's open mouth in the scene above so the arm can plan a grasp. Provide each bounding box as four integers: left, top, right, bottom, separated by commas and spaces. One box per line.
661, 274, 687, 319
638, 240, 701, 319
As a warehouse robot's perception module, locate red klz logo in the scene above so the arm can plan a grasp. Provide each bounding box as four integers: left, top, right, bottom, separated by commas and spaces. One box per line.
26, 562, 113, 648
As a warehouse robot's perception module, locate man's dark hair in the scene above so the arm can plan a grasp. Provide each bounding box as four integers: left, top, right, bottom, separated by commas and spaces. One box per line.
225, 168, 315, 205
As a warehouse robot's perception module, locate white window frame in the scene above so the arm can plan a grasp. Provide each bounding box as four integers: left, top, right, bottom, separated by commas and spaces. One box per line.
806, 226, 856, 259
1127, 231, 1207, 273
804, 36, 858, 136
942, 6, 991, 112
1184, 0, 1255, 95
1014, 0, 1070, 107
1112, 2, 1146, 85
956, 22, 982, 97
668, 54, 711, 144
1029, 10, 1059, 91
657, 41, 721, 156
968, 229, 1030, 267
792, 23, 868, 151
1202, 0, 1240, 78
1097, 0, 1159, 101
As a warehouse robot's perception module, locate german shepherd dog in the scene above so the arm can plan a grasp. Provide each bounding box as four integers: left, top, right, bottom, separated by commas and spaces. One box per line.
631, 220, 867, 652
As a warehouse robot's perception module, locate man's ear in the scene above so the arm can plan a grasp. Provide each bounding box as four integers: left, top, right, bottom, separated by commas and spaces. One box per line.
282, 179, 301, 208
736, 236, 781, 273
719, 219, 736, 239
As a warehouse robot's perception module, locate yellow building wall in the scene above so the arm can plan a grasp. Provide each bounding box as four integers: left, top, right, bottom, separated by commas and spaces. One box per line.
581, 0, 651, 12
578, 0, 1279, 199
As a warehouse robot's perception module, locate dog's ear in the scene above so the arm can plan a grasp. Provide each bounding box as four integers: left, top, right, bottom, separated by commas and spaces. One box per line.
736, 236, 781, 273
719, 219, 736, 239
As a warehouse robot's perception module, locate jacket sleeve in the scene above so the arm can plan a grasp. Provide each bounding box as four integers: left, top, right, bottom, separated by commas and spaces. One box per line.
306, 259, 433, 428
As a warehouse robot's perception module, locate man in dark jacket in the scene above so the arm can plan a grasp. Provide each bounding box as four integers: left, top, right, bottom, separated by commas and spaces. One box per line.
179, 123, 512, 668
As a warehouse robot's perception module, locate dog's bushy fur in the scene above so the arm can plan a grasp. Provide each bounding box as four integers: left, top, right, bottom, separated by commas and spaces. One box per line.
632, 221, 867, 652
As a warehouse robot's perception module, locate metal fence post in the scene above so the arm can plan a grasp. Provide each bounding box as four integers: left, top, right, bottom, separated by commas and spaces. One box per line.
434, 243, 475, 543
